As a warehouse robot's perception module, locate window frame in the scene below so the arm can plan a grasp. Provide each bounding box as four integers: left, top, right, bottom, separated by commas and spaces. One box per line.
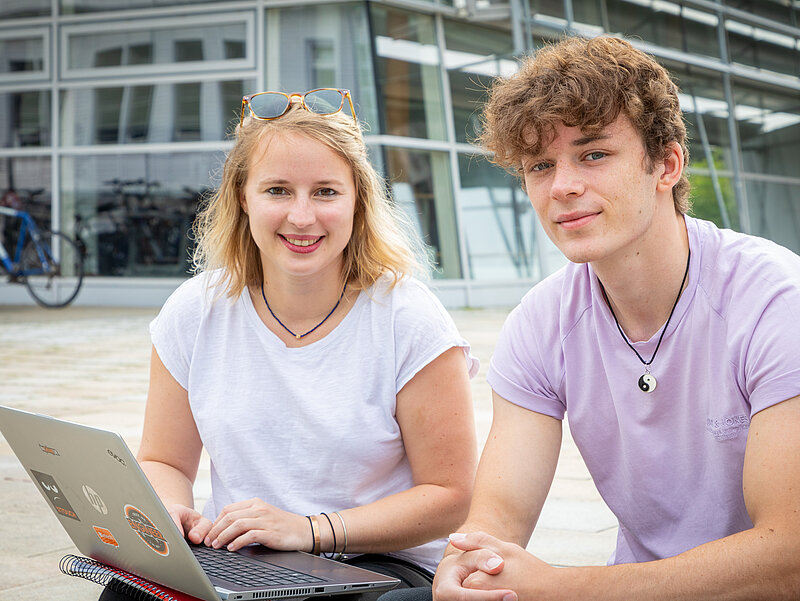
59, 11, 255, 80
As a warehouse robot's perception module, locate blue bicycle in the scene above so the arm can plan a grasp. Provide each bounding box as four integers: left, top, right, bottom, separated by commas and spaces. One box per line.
0, 206, 84, 308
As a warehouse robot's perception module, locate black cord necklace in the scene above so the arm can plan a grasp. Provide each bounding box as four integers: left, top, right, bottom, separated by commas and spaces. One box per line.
598, 249, 690, 393
261, 282, 346, 340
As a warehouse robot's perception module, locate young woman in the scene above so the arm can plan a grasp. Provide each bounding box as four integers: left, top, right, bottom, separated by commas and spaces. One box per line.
101, 89, 478, 599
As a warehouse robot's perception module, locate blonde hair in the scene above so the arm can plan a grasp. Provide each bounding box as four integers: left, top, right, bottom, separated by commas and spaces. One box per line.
480, 35, 691, 213
192, 107, 426, 296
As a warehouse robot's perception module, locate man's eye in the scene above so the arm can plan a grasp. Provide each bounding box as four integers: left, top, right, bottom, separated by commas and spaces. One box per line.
530, 161, 551, 172
586, 151, 606, 161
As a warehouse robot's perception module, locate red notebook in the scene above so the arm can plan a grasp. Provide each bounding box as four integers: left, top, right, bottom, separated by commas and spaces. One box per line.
60, 554, 205, 601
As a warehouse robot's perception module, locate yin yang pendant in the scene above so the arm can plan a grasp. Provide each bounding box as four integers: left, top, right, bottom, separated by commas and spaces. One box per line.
638, 372, 657, 393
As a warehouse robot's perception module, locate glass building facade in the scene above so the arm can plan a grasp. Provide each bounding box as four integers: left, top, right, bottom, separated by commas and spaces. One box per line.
1, 0, 799, 306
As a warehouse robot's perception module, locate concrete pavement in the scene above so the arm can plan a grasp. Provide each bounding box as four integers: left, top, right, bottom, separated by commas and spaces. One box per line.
0, 304, 616, 600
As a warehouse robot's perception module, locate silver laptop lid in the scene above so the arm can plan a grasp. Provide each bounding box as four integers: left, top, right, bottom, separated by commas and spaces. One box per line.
0, 405, 399, 601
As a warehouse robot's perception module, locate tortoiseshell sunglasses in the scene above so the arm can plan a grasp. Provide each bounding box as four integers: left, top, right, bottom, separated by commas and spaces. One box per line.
239, 88, 356, 126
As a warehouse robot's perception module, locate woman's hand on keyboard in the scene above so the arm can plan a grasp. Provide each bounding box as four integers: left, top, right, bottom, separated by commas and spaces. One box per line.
205, 498, 311, 553
168, 503, 214, 544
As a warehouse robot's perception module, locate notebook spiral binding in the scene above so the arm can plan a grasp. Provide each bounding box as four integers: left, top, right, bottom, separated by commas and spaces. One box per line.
59, 554, 181, 601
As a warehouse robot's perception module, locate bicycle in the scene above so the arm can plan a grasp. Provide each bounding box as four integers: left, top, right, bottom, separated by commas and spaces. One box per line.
0, 206, 85, 308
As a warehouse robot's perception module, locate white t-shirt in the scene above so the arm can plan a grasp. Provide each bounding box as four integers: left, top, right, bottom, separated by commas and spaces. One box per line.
150, 271, 478, 573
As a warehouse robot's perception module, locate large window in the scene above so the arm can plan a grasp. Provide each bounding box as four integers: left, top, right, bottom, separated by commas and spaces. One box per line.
264, 4, 378, 129
733, 78, 800, 180
0, 1, 50, 19
61, 0, 234, 13
380, 147, 461, 278
664, 62, 740, 229
0, 156, 52, 252
458, 153, 565, 280
0, 90, 50, 147
726, 19, 800, 78
60, 79, 251, 145
443, 19, 515, 144
60, 151, 225, 277
62, 14, 253, 78
745, 178, 800, 254
0, 30, 48, 81
589, 0, 721, 61
370, 6, 447, 140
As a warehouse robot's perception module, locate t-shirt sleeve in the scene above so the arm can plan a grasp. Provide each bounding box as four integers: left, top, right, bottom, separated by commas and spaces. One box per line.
392, 278, 479, 393
149, 274, 208, 390
740, 273, 800, 416
487, 297, 566, 420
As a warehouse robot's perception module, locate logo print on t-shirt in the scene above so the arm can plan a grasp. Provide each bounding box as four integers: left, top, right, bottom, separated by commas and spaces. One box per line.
705, 413, 750, 441
124, 504, 169, 556
31, 470, 80, 521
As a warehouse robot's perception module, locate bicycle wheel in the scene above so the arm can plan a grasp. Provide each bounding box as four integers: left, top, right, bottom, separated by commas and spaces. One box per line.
21, 231, 85, 308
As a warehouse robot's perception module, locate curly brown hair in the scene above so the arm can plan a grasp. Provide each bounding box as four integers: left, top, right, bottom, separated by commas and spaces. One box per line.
479, 35, 690, 213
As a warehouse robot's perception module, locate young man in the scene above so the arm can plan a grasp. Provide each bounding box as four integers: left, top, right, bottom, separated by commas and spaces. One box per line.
433, 36, 800, 600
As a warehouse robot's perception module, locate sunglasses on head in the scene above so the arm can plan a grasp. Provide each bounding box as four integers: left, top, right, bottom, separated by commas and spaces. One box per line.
239, 88, 357, 126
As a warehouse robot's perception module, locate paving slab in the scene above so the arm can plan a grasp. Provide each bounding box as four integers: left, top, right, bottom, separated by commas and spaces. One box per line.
0, 304, 616, 599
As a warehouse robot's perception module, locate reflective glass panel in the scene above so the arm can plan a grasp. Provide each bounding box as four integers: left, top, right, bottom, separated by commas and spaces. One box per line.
0, 90, 51, 147
732, 78, 800, 180
0, 156, 52, 254
529, 0, 565, 20
67, 20, 247, 71
60, 80, 252, 145
443, 19, 515, 144
605, 0, 720, 60
726, 20, 799, 78
0, 35, 45, 75
744, 178, 800, 254
458, 154, 565, 280
0, 1, 50, 18
61, 0, 233, 14
61, 152, 225, 277
264, 4, 378, 129
370, 6, 447, 140
687, 173, 739, 231
661, 61, 734, 173
723, 0, 794, 23
383, 147, 461, 278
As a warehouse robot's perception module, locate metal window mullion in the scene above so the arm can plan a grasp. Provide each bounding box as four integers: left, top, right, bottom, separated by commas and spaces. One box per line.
51, 13, 60, 236
435, 13, 471, 302
717, 10, 750, 234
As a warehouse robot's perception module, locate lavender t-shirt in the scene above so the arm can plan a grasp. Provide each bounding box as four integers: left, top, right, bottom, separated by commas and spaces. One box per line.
487, 215, 800, 564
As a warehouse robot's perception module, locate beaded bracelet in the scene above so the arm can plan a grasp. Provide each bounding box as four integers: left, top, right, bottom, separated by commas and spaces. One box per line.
320, 512, 337, 559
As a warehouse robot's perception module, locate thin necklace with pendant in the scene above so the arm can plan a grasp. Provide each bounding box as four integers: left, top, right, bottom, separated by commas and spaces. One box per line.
598, 249, 690, 393
261, 282, 346, 340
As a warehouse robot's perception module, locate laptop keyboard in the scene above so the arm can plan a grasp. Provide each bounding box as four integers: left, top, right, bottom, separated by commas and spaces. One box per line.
191, 544, 326, 588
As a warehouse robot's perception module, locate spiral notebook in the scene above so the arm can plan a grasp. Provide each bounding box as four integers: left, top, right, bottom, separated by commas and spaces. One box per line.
0, 405, 399, 601
60, 554, 202, 601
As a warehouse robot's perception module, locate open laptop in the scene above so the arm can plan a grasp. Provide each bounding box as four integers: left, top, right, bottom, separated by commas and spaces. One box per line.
0, 405, 399, 601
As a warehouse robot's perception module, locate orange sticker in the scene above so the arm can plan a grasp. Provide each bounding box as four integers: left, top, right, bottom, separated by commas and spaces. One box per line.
94, 526, 119, 547
124, 504, 169, 556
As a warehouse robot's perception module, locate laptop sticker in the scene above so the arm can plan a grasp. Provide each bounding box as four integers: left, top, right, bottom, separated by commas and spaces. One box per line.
94, 525, 120, 547
107, 448, 127, 467
124, 504, 169, 556
82, 484, 108, 515
39, 443, 60, 456
30, 470, 80, 521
